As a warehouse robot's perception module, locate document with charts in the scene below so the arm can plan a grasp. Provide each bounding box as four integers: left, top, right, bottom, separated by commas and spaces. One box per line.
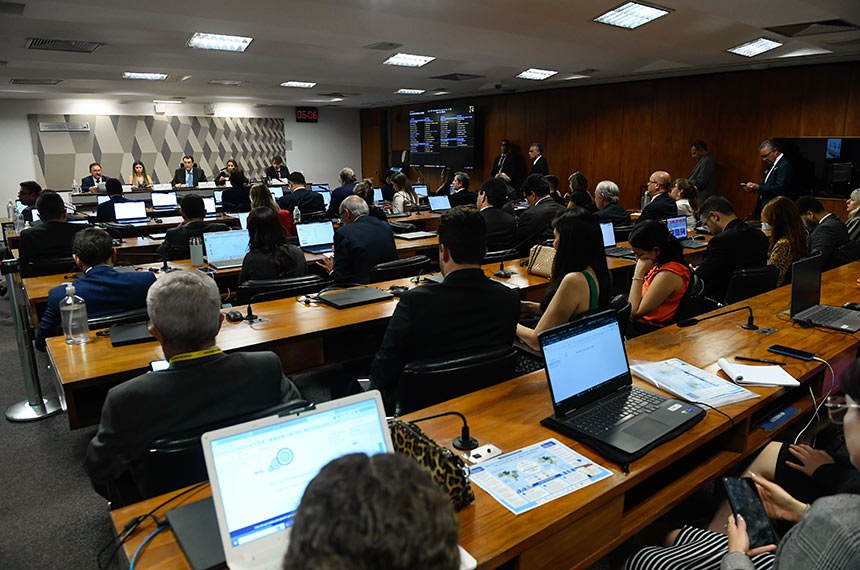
630, 358, 758, 407
468, 439, 612, 515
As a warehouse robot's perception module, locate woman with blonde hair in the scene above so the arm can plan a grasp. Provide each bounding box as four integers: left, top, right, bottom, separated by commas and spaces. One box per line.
250, 183, 295, 236
128, 161, 153, 189
391, 172, 419, 214
761, 196, 809, 286
846, 188, 860, 243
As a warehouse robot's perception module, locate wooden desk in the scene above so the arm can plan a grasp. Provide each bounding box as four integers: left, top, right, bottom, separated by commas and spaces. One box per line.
109, 263, 860, 570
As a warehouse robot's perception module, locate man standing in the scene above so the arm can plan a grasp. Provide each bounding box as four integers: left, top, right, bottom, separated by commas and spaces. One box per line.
172, 155, 207, 188
743, 139, 792, 216
528, 143, 549, 176
81, 163, 108, 193
593, 180, 632, 226
796, 196, 860, 270
477, 179, 516, 251
515, 174, 566, 256
637, 171, 676, 223
328, 167, 358, 217
491, 139, 519, 181
688, 140, 717, 203
277, 171, 325, 214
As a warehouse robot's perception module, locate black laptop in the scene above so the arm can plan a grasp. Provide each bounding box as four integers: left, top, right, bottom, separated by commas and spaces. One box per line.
317, 287, 394, 309
790, 252, 860, 332
539, 310, 705, 464
600, 221, 634, 258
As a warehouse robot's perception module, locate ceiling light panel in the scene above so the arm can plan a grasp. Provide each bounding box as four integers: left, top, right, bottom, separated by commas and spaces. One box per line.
396, 88, 425, 95
123, 72, 168, 80
208, 79, 246, 86
383, 53, 436, 67
187, 33, 253, 52
516, 68, 558, 80
727, 37, 783, 57
594, 2, 671, 29
280, 81, 316, 88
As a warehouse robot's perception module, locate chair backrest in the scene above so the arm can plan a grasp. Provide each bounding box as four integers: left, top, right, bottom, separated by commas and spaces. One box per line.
613, 224, 634, 243
723, 265, 779, 305
608, 294, 632, 335
369, 254, 430, 282
388, 221, 418, 233
482, 250, 509, 264
20, 257, 76, 278
300, 210, 328, 223
236, 274, 327, 305
675, 272, 707, 322
105, 222, 140, 239
397, 346, 517, 414
88, 307, 149, 330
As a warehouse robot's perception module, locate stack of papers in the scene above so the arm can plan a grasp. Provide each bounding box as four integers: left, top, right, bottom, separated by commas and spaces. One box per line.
630, 358, 758, 407
717, 358, 799, 387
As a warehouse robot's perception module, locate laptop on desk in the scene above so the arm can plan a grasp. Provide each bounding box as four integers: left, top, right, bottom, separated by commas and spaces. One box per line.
214, 190, 223, 204
311, 183, 330, 193
600, 221, 634, 258
151, 191, 179, 211
790, 253, 860, 332
296, 221, 335, 254
666, 215, 707, 249
203, 230, 249, 269
413, 184, 429, 198
429, 195, 451, 212
114, 201, 150, 224
539, 310, 705, 464
203, 196, 218, 218
318, 191, 332, 209
373, 188, 384, 204
269, 187, 284, 200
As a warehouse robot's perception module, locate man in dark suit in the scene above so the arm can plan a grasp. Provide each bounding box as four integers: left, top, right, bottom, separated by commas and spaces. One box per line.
528, 143, 549, 176
797, 196, 860, 270
277, 171, 325, 215
18, 190, 86, 269
157, 194, 230, 260
84, 269, 301, 502
744, 139, 793, 216
172, 155, 207, 188
95, 178, 130, 222
490, 139, 519, 182
327, 167, 358, 217
16, 180, 42, 223
35, 227, 157, 349
593, 180, 631, 226
687, 140, 717, 204
316, 196, 397, 283
265, 155, 290, 181
478, 178, 516, 251
637, 171, 677, 223
695, 196, 769, 302
81, 162, 109, 193
370, 206, 520, 412
448, 171, 477, 207
515, 174, 566, 256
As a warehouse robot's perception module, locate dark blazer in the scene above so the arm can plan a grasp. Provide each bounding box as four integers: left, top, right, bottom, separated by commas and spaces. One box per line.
491, 153, 519, 180
530, 155, 549, 176
172, 166, 207, 187
18, 220, 86, 265
481, 207, 516, 252
810, 214, 860, 270
370, 268, 520, 411
265, 165, 291, 181
36, 265, 157, 349
569, 190, 597, 212
96, 195, 130, 223
595, 203, 632, 226
81, 175, 109, 191
221, 185, 251, 212
277, 187, 325, 215
157, 220, 230, 261
515, 196, 566, 256
328, 180, 357, 217
637, 192, 677, 223
688, 154, 718, 203
381, 183, 396, 203
449, 190, 478, 207
238, 245, 307, 284
757, 155, 792, 215
331, 215, 397, 283
84, 351, 301, 500
695, 218, 769, 302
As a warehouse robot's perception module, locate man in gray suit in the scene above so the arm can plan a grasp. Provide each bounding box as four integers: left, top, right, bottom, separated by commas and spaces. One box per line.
687, 140, 717, 203
796, 196, 860, 270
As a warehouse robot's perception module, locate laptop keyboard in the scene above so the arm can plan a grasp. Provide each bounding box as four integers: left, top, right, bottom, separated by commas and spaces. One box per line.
806, 305, 847, 325
572, 387, 665, 436
515, 352, 545, 376
679, 239, 707, 249
605, 246, 634, 258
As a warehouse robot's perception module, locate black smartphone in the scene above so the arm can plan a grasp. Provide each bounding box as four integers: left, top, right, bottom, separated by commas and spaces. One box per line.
722, 477, 779, 549
768, 344, 816, 361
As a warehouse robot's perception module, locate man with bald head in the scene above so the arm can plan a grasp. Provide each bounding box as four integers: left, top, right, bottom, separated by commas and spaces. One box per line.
637, 170, 676, 223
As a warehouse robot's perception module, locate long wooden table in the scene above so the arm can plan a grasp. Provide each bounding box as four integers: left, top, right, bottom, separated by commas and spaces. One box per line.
109, 262, 860, 570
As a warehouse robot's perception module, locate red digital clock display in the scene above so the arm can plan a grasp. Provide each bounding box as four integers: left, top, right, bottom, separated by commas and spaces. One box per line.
296, 107, 319, 123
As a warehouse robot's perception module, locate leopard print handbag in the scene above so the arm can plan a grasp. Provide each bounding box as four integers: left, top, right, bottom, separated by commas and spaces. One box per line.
388, 418, 475, 511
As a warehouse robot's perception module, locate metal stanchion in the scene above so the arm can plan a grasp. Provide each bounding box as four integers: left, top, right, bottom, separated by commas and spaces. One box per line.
3, 258, 62, 421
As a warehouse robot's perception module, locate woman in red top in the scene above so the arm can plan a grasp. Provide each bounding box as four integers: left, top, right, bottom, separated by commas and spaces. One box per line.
627, 220, 691, 337
250, 183, 295, 237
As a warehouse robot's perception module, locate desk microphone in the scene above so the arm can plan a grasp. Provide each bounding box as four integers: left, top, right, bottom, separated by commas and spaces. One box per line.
408, 410, 479, 451
677, 305, 757, 331
114, 251, 175, 274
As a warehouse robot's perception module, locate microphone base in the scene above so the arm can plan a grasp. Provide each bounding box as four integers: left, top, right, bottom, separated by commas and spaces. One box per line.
494, 269, 513, 278
452, 435, 479, 451
243, 316, 268, 325
741, 323, 759, 331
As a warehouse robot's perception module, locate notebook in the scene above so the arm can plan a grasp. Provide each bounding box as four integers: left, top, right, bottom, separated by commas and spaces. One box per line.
601, 221, 634, 258
539, 310, 705, 464
114, 201, 149, 224
311, 183, 330, 193
203, 196, 218, 218
790, 253, 860, 332
429, 195, 451, 212
413, 184, 429, 198
151, 191, 179, 210
296, 221, 335, 254
203, 230, 249, 269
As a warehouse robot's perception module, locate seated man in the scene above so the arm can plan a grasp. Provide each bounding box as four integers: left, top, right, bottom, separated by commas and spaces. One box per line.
637, 171, 677, 223
18, 190, 86, 268
171, 154, 207, 188
17, 180, 42, 223
477, 178, 516, 251
593, 180, 632, 226
695, 196, 769, 302
327, 167, 358, 217
95, 178, 129, 223
84, 270, 302, 502
81, 162, 108, 193
157, 194, 229, 260
796, 195, 860, 270
515, 174, 566, 256
317, 196, 397, 283
370, 206, 520, 411
35, 227, 157, 350
448, 171, 477, 207
277, 171, 325, 215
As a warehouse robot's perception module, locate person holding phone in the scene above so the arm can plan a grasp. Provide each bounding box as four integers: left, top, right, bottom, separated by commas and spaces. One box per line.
625, 358, 860, 570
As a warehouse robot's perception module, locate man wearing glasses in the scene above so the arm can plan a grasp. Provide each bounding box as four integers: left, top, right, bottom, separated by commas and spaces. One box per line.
742, 139, 793, 217
636, 171, 676, 223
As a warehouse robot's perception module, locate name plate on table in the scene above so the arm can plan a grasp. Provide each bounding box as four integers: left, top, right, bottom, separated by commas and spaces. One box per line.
197, 181, 216, 189
152, 183, 172, 191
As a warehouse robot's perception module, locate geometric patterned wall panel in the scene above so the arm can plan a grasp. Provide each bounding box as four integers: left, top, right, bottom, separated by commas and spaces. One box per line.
29, 114, 285, 189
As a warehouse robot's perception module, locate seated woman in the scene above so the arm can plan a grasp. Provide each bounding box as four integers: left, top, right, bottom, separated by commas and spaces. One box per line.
127, 161, 153, 189
846, 188, 860, 244
761, 196, 808, 286
221, 170, 251, 212
567, 171, 597, 212
625, 358, 860, 570
516, 208, 612, 351
249, 183, 295, 236
627, 220, 692, 337
352, 178, 388, 222
214, 159, 239, 186
670, 178, 699, 232
391, 172, 419, 214
238, 207, 306, 284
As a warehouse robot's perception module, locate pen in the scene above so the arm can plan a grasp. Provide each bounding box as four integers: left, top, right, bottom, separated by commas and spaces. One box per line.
735, 356, 787, 365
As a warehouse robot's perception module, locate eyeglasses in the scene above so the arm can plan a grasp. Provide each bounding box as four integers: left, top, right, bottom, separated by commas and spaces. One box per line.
825, 395, 860, 424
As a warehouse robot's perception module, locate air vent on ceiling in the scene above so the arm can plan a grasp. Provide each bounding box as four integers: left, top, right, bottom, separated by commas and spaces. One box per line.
10, 78, 62, 85
766, 19, 859, 38
364, 41, 403, 51
26, 37, 103, 53
429, 73, 485, 81
39, 121, 90, 132
0, 2, 25, 15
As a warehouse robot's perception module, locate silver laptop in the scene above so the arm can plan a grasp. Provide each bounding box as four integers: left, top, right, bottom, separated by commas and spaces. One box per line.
203, 229, 249, 269
151, 191, 179, 210
791, 253, 860, 332
203, 196, 218, 218
114, 200, 149, 224
429, 195, 451, 212
413, 184, 429, 198
373, 187, 384, 204
296, 221, 335, 254
601, 221, 634, 258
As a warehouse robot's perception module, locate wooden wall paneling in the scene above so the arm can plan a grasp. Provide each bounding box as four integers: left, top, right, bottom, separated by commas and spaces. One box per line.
544, 89, 572, 181
505, 93, 529, 186
569, 86, 597, 190
524, 91, 549, 173
619, 82, 656, 211
589, 85, 625, 204
757, 67, 803, 138
845, 62, 860, 135
798, 64, 851, 136
649, 77, 691, 185
359, 109, 384, 184
678, 72, 724, 194
478, 94, 507, 186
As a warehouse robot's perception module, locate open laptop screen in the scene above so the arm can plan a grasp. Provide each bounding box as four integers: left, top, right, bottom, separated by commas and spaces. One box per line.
31, 209, 41, 222
15, 200, 26, 214
600, 222, 615, 247
114, 201, 147, 221
790, 253, 823, 316
233, 212, 250, 230
429, 195, 451, 211
666, 216, 687, 239
203, 230, 249, 262
151, 191, 178, 208
373, 188, 383, 203
97, 195, 110, 205
413, 184, 429, 198
203, 196, 217, 215
319, 191, 332, 208
311, 184, 330, 193
270, 187, 284, 199
214, 190, 224, 204
297, 222, 334, 248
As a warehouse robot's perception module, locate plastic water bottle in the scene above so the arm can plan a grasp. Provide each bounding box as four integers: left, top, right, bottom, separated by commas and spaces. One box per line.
293, 206, 301, 223
72, 178, 80, 193
6, 200, 14, 220
60, 283, 89, 345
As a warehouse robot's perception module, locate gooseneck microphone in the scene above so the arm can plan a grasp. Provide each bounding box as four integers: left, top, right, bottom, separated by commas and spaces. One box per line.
408, 410, 479, 451
677, 305, 757, 331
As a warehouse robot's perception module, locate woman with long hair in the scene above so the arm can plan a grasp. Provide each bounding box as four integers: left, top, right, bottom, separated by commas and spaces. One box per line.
238, 207, 305, 284
846, 188, 860, 243
127, 161, 153, 189
670, 178, 700, 232
215, 159, 240, 186
250, 183, 295, 236
516, 208, 612, 351
761, 196, 809, 286
391, 172, 419, 214
352, 178, 388, 221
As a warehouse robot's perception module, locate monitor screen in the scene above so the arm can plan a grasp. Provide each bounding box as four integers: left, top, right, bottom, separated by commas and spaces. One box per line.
97, 195, 110, 205
373, 188, 383, 203
203, 230, 249, 262
408, 105, 478, 170
214, 190, 224, 204
429, 195, 451, 211
31, 209, 41, 222
114, 201, 147, 221
270, 187, 284, 199
203, 197, 217, 215
296, 221, 335, 247
413, 184, 429, 198
15, 200, 25, 214
319, 191, 331, 208
311, 184, 330, 193
600, 222, 615, 247
234, 212, 250, 230
151, 191, 178, 208
666, 216, 687, 239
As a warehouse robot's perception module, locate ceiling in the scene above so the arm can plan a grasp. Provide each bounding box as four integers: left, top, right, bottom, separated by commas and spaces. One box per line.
1, 0, 859, 108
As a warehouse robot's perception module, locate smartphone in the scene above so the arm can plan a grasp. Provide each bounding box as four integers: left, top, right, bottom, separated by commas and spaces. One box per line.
149, 359, 169, 372
768, 344, 816, 361
722, 477, 779, 549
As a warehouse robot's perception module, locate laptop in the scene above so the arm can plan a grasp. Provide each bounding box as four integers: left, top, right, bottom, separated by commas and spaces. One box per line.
790, 253, 860, 332
666, 215, 708, 249
413, 184, 429, 198
14, 200, 26, 214
601, 221, 634, 258
231, 211, 251, 230
114, 201, 150, 224
317, 287, 395, 309
296, 221, 335, 254
151, 191, 179, 210
318, 191, 332, 209
539, 310, 705, 464
97, 195, 110, 205
203, 196, 218, 218
373, 188, 384, 204
429, 195, 451, 212
270, 187, 284, 199
203, 229, 249, 269
31, 209, 41, 222
214, 190, 224, 204
311, 183, 330, 193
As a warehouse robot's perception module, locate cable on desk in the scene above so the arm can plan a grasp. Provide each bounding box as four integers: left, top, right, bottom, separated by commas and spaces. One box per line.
129, 524, 168, 570
793, 356, 836, 446
690, 400, 735, 427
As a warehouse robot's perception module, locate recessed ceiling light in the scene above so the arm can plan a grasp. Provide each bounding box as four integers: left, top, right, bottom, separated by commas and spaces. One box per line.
778, 46, 833, 58
383, 53, 436, 68
208, 79, 246, 86
330, 97, 344, 102
563, 74, 590, 80
180, 75, 193, 82
280, 81, 316, 89
434, 91, 452, 96
516, 68, 558, 81
187, 32, 253, 52
727, 37, 783, 57
153, 99, 182, 104
123, 71, 168, 80
396, 88, 426, 95
594, 2, 671, 29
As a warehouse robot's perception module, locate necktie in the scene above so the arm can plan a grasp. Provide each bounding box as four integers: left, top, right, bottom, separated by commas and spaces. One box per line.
186, 170, 193, 187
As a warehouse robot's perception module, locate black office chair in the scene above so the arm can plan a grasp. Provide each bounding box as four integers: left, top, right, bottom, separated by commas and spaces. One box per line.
369, 255, 430, 282
105, 222, 141, 239
397, 346, 517, 414
675, 273, 707, 322
613, 224, 635, 243
483, 249, 515, 264
300, 210, 328, 223
20, 257, 76, 278
609, 294, 632, 336
388, 221, 418, 234
723, 266, 779, 305
236, 274, 327, 305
